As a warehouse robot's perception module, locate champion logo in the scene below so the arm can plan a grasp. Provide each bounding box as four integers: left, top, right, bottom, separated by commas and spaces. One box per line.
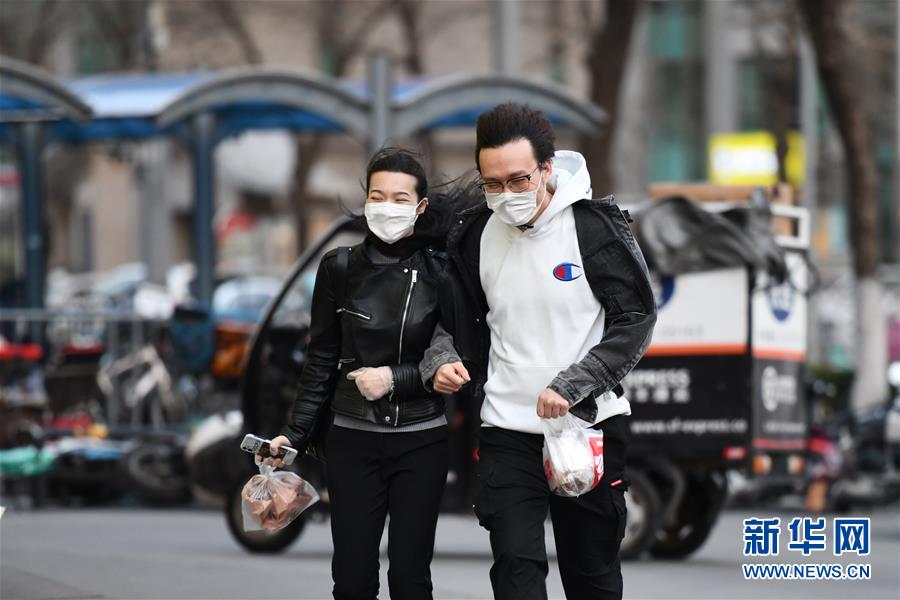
553, 262, 582, 281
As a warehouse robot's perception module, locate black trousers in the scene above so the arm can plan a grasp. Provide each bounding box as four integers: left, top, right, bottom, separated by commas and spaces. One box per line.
473, 415, 629, 600
325, 424, 449, 600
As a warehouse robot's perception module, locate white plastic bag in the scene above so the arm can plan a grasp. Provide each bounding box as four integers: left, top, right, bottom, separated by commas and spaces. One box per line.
241, 463, 320, 532
541, 413, 604, 497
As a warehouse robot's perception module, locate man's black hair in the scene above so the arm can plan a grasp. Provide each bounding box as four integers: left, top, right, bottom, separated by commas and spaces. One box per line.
366, 147, 428, 199
475, 102, 556, 170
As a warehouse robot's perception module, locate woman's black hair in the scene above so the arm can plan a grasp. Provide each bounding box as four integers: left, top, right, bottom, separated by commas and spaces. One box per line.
366, 147, 428, 200
415, 170, 483, 249
475, 102, 556, 170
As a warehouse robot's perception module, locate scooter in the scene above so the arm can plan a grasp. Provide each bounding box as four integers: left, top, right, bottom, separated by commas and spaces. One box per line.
806, 365, 900, 512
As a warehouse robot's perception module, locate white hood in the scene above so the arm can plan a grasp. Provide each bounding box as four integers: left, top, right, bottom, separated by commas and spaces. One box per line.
531, 150, 592, 230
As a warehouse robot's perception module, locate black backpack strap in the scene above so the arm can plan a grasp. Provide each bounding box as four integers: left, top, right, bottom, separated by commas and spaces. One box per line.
424, 247, 449, 274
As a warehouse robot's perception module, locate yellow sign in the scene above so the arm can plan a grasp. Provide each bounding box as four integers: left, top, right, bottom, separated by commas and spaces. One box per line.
709, 131, 805, 185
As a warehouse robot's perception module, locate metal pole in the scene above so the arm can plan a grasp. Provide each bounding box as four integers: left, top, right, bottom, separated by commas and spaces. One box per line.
138, 141, 171, 284
191, 112, 216, 307
18, 122, 46, 345
800, 35, 818, 212
19, 122, 45, 312
107, 318, 119, 427
703, 1, 736, 137
368, 52, 392, 156
895, 0, 900, 261
493, 0, 520, 75
799, 33, 823, 361
130, 316, 143, 429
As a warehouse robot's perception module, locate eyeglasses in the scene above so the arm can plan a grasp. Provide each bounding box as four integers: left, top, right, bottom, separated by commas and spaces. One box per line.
478, 164, 542, 194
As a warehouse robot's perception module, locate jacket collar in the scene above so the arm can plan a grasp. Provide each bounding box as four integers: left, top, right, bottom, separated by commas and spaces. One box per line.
458, 202, 491, 218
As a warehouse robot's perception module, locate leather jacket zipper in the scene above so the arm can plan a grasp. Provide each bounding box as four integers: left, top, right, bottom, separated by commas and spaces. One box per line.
393, 269, 418, 426
335, 307, 371, 320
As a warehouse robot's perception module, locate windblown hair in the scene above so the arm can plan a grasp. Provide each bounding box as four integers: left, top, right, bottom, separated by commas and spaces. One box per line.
474, 102, 556, 169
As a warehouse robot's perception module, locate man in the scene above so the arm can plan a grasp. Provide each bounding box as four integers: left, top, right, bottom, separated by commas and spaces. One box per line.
426, 103, 657, 600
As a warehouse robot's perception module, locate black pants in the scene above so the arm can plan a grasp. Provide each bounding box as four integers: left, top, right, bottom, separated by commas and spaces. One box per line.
473, 415, 629, 600
326, 425, 449, 600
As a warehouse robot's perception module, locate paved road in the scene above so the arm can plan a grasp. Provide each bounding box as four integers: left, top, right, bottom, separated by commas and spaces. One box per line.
1, 504, 897, 599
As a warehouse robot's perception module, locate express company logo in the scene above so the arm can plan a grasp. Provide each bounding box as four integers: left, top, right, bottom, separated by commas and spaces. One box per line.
650, 274, 676, 309
767, 281, 795, 322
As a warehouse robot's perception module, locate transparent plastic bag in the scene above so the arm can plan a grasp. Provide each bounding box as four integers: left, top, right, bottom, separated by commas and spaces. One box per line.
541, 413, 604, 497
241, 463, 320, 531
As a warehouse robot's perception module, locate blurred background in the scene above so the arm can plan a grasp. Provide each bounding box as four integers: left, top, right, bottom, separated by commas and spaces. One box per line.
0, 1, 898, 597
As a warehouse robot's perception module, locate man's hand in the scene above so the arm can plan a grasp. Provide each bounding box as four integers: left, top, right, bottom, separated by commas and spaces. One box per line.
537, 388, 570, 419
434, 362, 470, 394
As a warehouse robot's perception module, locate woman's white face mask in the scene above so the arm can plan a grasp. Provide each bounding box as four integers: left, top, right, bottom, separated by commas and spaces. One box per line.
364, 199, 423, 244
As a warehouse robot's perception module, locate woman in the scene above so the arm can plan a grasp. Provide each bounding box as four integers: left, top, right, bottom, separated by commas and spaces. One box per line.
266, 149, 467, 600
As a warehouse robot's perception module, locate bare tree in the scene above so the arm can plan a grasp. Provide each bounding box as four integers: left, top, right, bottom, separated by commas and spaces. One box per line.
743, 1, 801, 183
212, 0, 263, 65
166, 0, 392, 250
394, 0, 424, 75
86, 0, 153, 69
0, 0, 68, 65
287, 0, 394, 250
0, 0, 93, 274
798, 0, 886, 412
391, 0, 440, 177
580, 0, 643, 196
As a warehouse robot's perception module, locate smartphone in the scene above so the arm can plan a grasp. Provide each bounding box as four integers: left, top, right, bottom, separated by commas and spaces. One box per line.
240, 434, 298, 466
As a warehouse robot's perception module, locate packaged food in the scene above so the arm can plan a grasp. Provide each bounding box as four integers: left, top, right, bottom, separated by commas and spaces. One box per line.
541, 413, 604, 497
240, 463, 319, 531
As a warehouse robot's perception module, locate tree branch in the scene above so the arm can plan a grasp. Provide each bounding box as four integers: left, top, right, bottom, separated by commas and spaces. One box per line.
332, 0, 395, 74
25, 0, 64, 64
581, 0, 642, 194
797, 0, 879, 277
213, 0, 263, 65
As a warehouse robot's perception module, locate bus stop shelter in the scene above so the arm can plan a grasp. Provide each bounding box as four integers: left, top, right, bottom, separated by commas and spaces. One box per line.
0, 53, 606, 308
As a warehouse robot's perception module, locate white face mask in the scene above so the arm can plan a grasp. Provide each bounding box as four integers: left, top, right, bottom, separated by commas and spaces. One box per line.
364, 200, 423, 244
484, 171, 547, 226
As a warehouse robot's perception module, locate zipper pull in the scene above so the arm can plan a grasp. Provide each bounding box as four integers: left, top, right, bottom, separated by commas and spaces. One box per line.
412, 269, 418, 283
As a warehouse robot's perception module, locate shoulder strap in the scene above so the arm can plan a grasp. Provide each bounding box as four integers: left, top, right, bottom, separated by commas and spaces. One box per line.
424, 247, 449, 273
333, 246, 351, 308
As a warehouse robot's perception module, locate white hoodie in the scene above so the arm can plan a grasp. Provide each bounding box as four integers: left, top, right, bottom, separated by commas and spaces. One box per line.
479, 151, 631, 434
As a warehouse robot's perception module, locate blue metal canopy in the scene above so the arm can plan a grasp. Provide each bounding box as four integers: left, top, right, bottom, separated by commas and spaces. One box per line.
2, 68, 603, 144
1, 70, 351, 143
1, 55, 606, 310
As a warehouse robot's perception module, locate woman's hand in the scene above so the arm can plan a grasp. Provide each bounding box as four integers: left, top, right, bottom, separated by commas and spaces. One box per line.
257, 435, 292, 468
347, 367, 393, 400
434, 362, 470, 394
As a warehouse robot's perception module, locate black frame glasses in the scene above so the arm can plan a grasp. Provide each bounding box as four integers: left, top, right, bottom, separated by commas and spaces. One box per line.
478, 164, 542, 194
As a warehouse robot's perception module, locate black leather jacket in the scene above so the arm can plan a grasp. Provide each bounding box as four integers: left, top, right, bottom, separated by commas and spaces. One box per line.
437, 195, 657, 423
282, 240, 446, 451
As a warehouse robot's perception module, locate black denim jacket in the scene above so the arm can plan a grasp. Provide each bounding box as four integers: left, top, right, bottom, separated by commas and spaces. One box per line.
433, 195, 657, 423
